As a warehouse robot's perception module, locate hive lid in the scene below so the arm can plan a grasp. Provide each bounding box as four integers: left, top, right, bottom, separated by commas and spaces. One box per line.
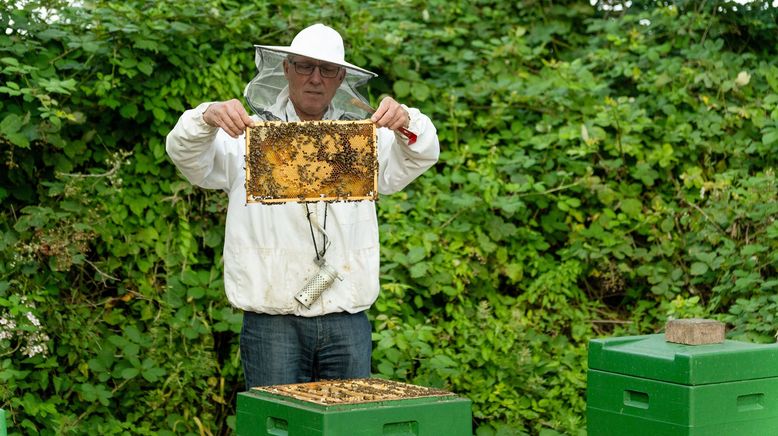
589, 334, 778, 385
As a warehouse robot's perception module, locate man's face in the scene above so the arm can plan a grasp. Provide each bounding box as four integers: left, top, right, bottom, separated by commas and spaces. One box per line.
284, 56, 345, 121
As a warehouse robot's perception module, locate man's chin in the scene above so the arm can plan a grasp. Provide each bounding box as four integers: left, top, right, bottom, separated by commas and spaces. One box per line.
299, 105, 327, 118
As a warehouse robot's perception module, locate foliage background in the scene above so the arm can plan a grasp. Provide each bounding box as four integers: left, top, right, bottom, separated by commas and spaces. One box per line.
1, 0, 776, 434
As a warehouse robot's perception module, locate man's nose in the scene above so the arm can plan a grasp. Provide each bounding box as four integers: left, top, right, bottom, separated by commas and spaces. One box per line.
308, 66, 324, 83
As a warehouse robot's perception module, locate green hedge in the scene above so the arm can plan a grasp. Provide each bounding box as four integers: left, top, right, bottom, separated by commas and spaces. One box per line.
1, 1, 776, 434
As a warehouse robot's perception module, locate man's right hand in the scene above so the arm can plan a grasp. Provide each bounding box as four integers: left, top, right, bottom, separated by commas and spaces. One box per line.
203, 99, 255, 138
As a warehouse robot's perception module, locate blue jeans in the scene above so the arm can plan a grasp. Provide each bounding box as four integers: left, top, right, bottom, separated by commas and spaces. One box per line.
240, 311, 372, 389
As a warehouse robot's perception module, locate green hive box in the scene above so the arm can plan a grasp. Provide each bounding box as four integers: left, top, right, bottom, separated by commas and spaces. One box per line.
587, 334, 778, 435
237, 378, 472, 436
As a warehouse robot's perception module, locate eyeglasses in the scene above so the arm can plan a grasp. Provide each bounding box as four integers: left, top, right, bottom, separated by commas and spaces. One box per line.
288, 59, 342, 78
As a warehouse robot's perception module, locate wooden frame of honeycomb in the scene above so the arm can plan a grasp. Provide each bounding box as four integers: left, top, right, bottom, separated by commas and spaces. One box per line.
245, 120, 378, 204
253, 378, 454, 405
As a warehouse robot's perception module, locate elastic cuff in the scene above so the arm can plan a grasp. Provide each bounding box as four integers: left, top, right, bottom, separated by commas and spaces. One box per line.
195, 102, 215, 127
402, 105, 422, 134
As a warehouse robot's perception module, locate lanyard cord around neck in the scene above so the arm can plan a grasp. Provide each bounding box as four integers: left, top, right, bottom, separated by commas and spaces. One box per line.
305, 203, 329, 262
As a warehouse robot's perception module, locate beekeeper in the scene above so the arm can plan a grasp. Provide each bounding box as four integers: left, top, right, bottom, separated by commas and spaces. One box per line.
166, 23, 439, 389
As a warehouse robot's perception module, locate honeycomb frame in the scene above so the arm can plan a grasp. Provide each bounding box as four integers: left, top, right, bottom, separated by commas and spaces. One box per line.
253, 378, 454, 405
245, 120, 378, 204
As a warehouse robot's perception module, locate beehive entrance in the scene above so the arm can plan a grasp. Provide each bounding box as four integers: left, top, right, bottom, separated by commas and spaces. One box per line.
245, 120, 378, 204
253, 378, 453, 405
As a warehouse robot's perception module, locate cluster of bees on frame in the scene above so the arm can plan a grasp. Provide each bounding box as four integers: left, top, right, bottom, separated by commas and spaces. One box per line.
245, 120, 377, 203
258, 378, 452, 405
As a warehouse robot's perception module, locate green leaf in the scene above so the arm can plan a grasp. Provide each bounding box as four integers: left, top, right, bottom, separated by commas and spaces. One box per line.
409, 262, 428, 278
141, 359, 166, 382
690, 262, 709, 276
134, 39, 159, 51
429, 354, 457, 368
0, 113, 22, 136
632, 162, 659, 186
741, 244, 767, 256
152, 106, 167, 120
123, 343, 140, 357
411, 82, 430, 101
124, 325, 145, 344
79, 383, 98, 402
393, 80, 411, 98
120, 367, 139, 379
137, 61, 154, 76
188, 286, 206, 299
762, 128, 778, 146
120, 103, 139, 119
406, 246, 426, 263
620, 198, 643, 218
377, 361, 394, 377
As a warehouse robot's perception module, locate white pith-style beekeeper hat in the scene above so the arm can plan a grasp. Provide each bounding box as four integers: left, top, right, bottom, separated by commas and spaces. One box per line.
255, 23, 376, 77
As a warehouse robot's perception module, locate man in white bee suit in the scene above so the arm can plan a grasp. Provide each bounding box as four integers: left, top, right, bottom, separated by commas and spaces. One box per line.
166, 23, 439, 389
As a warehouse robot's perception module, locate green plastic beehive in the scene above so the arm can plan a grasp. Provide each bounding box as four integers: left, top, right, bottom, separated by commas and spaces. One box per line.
587, 334, 778, 435
237, 378, 472, 436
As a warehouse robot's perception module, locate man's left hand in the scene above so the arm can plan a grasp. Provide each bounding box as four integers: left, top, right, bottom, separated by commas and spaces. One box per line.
370, 97, 410, 132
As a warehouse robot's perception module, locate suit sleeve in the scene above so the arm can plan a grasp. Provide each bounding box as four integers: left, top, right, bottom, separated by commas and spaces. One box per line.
165, 102, 244, 192
376, 106, 440, 195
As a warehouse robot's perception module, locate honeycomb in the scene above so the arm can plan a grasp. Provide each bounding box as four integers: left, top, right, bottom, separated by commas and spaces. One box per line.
245, 120, 377, 204
253, 378, 454, 405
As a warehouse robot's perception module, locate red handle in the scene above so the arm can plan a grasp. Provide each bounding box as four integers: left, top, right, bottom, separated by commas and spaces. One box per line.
349, 98, 417, 144
398, 127, 417, 145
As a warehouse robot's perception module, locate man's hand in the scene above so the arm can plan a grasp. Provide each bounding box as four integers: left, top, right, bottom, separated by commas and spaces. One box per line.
370, 97, 410, 132
203, 99, 255, 138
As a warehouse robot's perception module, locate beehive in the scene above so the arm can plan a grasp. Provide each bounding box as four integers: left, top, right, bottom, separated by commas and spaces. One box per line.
587, 334, 778, 435
236, 378, 472, 435
245, 120, 377, 204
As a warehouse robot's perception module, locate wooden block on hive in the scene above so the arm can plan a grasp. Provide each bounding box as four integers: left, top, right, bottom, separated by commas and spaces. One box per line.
245, 120, 377, 204
665, 318, 726, 345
